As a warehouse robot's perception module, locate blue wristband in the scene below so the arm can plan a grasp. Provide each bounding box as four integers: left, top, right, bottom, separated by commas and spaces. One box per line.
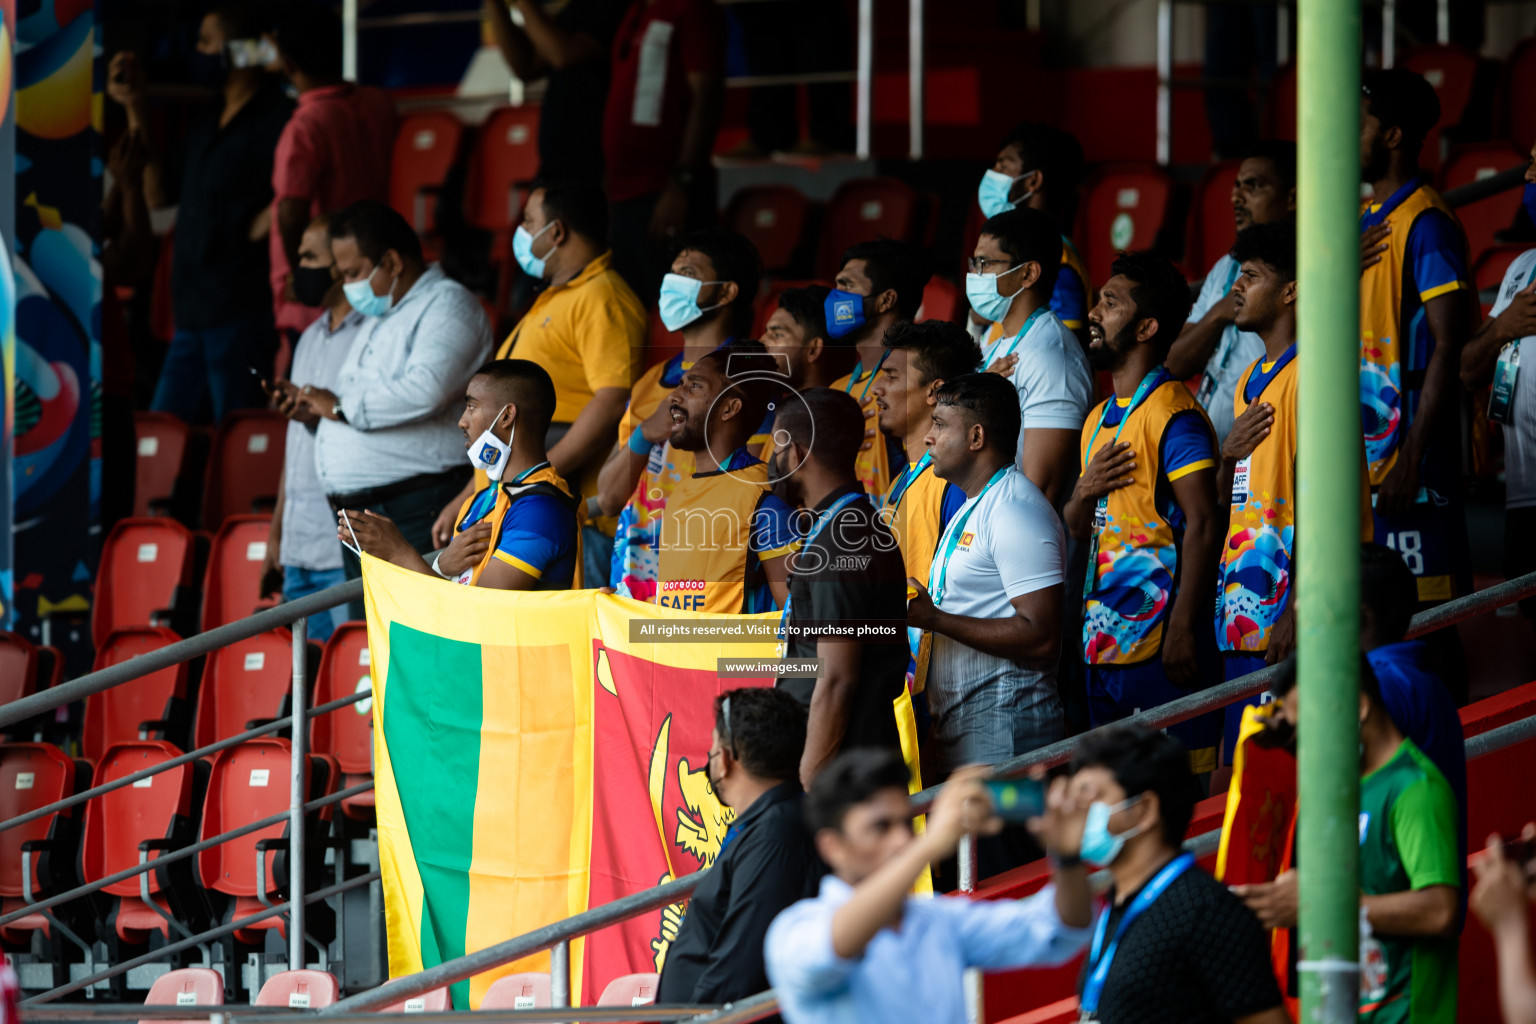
627, 426, 652, 455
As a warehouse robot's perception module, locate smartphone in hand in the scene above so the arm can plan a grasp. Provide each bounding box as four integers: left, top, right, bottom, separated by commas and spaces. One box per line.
985, 779, 1046, 823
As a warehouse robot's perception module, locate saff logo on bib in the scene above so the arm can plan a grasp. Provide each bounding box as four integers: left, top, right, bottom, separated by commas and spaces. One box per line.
479, 442, 502, 467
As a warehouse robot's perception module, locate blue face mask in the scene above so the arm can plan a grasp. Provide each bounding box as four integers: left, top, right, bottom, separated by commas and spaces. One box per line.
1524, 183, 1536, 226
1079, 795, 1146, 867
658, 273, 725, 332
965, 266, 1024, 323
512, 221, 557, 279
977, 168, 1034, 219
824, 288, 868, 340
343, 264, 397, 318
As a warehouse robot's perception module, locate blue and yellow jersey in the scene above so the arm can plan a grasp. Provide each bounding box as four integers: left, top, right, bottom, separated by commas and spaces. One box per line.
884, 454, 968, 586
656, 448, 798, 613
1358, 179, 1472, 487
453, 463, 581, 589
1052, 235, 1090, 331
1080, 370, 1217, 665
830, 363, 903, 499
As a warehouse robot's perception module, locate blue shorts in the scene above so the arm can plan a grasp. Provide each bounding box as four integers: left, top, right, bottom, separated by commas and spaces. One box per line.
1222, 652, 1275, 762
1087, 658, 1221, 774
1372, 487, 1471, 605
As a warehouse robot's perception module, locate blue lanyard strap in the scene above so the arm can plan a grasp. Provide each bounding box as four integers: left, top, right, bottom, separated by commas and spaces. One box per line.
927, 465, 1010, 607
984, 306, 1048, 368
886, 451, 933, 512
1080, 852, 1196, 1015
778, 492, 865, 640
844, 351, 889, 404
1084, 370, 1164, 460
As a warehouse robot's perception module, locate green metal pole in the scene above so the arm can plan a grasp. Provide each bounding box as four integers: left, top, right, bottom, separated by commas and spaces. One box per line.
1296, 0, 1362, 1021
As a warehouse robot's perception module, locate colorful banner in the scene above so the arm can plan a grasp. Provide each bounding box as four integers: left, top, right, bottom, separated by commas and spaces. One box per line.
0, 0, 14, 627
1214, 702, 1296, 886
364, 555, 783, 1009
11, 0, 101, 641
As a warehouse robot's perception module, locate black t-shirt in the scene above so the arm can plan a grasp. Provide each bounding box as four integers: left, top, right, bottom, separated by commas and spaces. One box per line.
539, 0, 629, 179
171, 81, 293, 330
1082, 863, 1283, 1024
776, 484, 908, 753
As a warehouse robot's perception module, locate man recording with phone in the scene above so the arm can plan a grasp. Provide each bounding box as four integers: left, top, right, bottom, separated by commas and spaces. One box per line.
765, 750, 1093, 1024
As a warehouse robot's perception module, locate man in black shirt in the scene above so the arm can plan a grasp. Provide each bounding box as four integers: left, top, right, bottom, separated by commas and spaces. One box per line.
770, 387, 909, 788
656, 687, 824, 1007
1069, 725, 1287, 1024
111, 5, 294, 423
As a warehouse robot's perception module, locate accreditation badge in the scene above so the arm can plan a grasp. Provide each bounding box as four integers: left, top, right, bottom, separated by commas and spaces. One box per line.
1488, 341, 1521, 425
1232, 455, 1252, 504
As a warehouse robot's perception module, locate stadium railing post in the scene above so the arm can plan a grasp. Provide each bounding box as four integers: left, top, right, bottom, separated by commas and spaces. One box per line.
1297, 1, 1364, 1021
551, 939, 570, 1007
290, 617, 309, 971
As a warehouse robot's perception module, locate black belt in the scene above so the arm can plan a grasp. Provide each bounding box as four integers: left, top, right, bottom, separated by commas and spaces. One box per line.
327, 466, 470, 510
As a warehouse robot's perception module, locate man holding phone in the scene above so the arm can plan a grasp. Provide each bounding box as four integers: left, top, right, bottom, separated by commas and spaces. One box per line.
765, 750, 1093, 1024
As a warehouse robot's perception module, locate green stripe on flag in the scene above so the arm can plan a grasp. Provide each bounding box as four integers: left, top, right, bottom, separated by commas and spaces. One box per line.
382, 623, 484, 1009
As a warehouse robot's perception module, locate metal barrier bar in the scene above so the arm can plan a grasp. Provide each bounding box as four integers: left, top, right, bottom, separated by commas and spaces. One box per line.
290, 619, 309, 971
855, 0, 872, 159
1382, 0, 1395, 67
1156, 0, 1172, 165
22, 1009, 297, 1021
26, 870, 381, 1004
724, 71, 857, 89
0, 783, 373, 929
320, 872, 704, 1014
342, 0, 357, 81
0, 689, 369, 835
1443, 163, 1528, 208
550, 939, 570, 1007
0, 579, 363, 731
908, 0, 924, 160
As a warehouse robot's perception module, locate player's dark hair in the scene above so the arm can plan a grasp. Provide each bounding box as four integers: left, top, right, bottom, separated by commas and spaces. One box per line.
676, 228, 763, 337
775, 284, 832, 345
534, 179, 610, 246
695, 339, 786, 429
1361, 543, 1419, 644
472, 359, 557, 435
882, 319, 983, 388
981, 207, 1064, 295
714, 688, 807, 782
1109, 250, 1193, 358
774, 387, 864, 475
330, 200, 424, 267
804, 749, 912, 834
1362, 68, 1441, 155
933, 372, 1022, 456
1241, 139, 1298, 192
1231, 220, 1297, 283
998, 121, 1085, 217
274, 4, 342, 80
840, 238, 932, 321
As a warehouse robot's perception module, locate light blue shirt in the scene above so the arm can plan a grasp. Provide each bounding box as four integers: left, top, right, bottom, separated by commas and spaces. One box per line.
283, 308, 365, 570
314, 264, 493, 494
764, 876, 1092, 1024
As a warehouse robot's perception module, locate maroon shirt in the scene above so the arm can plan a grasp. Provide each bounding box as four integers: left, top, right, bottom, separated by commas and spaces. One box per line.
601, 0, 724, 203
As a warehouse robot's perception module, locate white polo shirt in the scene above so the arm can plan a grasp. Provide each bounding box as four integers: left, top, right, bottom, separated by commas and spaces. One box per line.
928, 467, 1064, 619
985, 308, 1094, 463
1490, 248, 1536, 508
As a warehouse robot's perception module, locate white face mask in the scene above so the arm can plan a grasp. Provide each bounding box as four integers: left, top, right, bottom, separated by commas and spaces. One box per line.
467, 405, 514, 481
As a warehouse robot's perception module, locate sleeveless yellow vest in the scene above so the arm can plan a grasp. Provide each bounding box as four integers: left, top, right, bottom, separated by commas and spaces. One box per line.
657, 459, 773, 614
453, 465, 582, 588
831, 366, 893, 498
1080, 380, 1208, 665
1359, 183, 1462, 486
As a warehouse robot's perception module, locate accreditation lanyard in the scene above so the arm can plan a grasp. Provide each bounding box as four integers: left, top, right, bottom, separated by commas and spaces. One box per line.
927, 466, 1010, 607
982, 306, 1048, 369
778, 491, 865, 643
1082, 372, 1163, 600
844, 350, 890, 405
1078, 852, 1196, 1021
886, 451, 933, 513
1489, 261, 1536, 424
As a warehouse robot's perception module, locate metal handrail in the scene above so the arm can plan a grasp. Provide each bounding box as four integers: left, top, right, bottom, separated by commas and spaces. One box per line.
319, 570, 1536, 1013
0, 689, 370, 834
1442, 163, 1531, 210
0, 782, 374, 929
0, 579, 363, 731
26, 870, 382, 1004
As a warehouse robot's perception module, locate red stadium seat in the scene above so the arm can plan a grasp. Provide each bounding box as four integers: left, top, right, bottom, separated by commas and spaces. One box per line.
377, 986, 452, 1013
465, 106, 542, 316
815, 177, 925, 279
133, 413, 192, 519
480, 973, 552, 1010
390, 113, 465, 250
93, 518, 196, 649
254, 969, 339, 1009
724, 185, 813, 275
0, 633, 38, 710
200, 515, 275, 633
80, 741, 201, 947
196, 739, 324, 945
1402, 44, 1479, 172
1076, 163, 1174, 288
597, 973, 658, 1007
35, 645, 62, 691
202, 411, 285, 528
0, 743, 86, 948
916, 277, 961, 324
1187, 160, 1241, 274
310, 623, 374, 818
85, 628, 190, 762
1475, 243, 1530, 316
192, 629, 295, 750
1442, 143, 1526, 269
1497, 39, 1536, 154
140, 967, 224, 1024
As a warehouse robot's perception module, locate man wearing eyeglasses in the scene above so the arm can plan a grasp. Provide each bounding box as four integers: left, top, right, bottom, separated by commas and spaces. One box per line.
656, 688, 825, 1010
